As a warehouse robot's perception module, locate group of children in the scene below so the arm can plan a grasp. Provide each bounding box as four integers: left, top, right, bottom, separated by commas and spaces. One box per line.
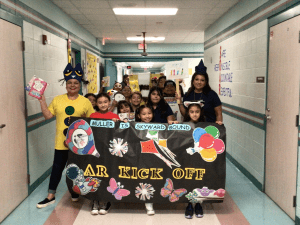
83, 82, 206, 219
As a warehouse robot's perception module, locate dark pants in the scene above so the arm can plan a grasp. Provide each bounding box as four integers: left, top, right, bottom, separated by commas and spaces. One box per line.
48, 150, 69, 194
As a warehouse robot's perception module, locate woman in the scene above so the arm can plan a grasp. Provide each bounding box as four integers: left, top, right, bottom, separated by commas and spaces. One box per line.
177, 60, 222, 124
121, 74, 129, 88
36, 63, 95, 208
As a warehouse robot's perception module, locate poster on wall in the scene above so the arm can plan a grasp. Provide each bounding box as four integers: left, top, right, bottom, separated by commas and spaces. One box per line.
102, 76, 110, 87
86, 52, 98, 93
65, 117, 226, 203
165, 59, 189, 80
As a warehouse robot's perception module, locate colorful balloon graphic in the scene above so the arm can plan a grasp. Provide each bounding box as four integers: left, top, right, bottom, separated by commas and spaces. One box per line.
200, 148, 217, 162
193, 128, 207, 142
204, 126, 220, 139
199, 133, 214, 149
213, 139, 225, 154
66, 119, 100, 158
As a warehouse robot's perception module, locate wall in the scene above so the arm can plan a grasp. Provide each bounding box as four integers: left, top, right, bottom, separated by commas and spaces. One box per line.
204, 0, 299, 193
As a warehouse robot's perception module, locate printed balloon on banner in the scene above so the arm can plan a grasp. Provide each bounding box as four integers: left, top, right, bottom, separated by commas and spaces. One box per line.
65, 119, 100, 158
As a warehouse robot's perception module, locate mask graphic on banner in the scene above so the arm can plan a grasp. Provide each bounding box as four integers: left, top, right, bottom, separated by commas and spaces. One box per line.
66, 119, 100, 158
186, 126, 225, 162
66, 164, 101, 195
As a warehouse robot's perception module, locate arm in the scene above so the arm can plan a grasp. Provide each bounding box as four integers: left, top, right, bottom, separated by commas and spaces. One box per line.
38, 95, 54, 120
214, 105, 223, 124
98, 80, 105, 94
175, 92, 186, 117
109, 100, 118, 112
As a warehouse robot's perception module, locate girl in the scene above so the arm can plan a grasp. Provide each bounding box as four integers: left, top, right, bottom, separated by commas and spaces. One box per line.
89, 93, 119, 215
135, 105, 155, 215
183, 102, 205, 219
130, 92, 143, 112
183, 102, 205, 123
117, 100, 133, 114
147, 87, 175, 123
84, 93, 97, 108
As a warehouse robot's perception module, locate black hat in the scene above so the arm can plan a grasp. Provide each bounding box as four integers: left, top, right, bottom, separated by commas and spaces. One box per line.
195, 59, 207, 75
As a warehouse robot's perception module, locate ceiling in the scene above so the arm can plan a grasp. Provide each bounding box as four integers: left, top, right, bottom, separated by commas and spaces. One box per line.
51, 0, 240, 44
125, 62, 165, 68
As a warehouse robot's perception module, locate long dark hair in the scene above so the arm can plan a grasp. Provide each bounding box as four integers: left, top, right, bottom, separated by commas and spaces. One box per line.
183, 103, 205, 123
185, 72, 212, 98
94, 93, 111, 112
117, 100, 133, 114
135, 105, 154, 122
147, 87, 167, 114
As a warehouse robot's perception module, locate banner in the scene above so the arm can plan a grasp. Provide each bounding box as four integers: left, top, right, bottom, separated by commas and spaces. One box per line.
65, 118, 226, 204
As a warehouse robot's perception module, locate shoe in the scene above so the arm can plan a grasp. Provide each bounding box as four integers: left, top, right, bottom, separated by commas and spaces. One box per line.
195, 203, 203, 218
36, 197, 55, 208
91, 201, 99, 215
185, 203, 193, 219
71, 193, 79, 202
99, 202, 111, 215
145, 203, 155, 215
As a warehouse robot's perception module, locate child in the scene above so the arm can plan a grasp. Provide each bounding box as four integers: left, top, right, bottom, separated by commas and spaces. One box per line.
117, 100, 133, 114
135, 105, 155, 215
89, 93, 120, 215
84, 93, 97, 108
147, 87, 175, 123
183, 102, 205, 123
121, 85, 132, 102
183, 102, 205, 219
130, 92, 143, 112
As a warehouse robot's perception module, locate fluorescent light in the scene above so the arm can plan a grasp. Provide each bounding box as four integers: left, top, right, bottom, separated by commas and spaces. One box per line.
113, 8, 178, 16
127, 37, 165, 41
140, 62, 154, 68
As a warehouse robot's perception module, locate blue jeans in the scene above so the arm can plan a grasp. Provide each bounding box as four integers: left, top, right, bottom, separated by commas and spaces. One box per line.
48, 150, 69, 194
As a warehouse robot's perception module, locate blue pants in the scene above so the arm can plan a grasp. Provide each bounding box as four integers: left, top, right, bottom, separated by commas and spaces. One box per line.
48, 150, 69, 194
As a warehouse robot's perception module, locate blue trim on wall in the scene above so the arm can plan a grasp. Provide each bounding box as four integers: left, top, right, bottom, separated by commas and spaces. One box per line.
27, 112, 43, 121
226, 153, 263, 191
28, 166, 52, 195
222, 103, 265, 119
27, 117, 56, 132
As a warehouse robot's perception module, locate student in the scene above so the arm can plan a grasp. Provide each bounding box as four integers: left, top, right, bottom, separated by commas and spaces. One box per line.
157, 75, 166, 91
121, 85, 132, 102
147, 87, 175, 123
89, 93, 120, 215
117, 100, 133, 114
121, 74, 129, 88
183, 102, 205, 123
182, 102, 205, 219
135, 105, 155, 215
130, 92, 143, 112
108, 81, 123, 113
84, 93, 97, 108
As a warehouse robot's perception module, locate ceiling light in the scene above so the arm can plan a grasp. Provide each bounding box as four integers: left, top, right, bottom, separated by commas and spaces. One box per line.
113, 8, 178, 16
127, 37, 165, 41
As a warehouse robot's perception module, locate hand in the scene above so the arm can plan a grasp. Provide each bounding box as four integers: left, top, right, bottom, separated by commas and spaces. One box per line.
101, 80, 105, 84
123, 119, 128, 123
168, 120, 179, 125
112, 118, 119, 122
38, 95, 46, 103
215, 121, 223, 125
112, 100, 118, 107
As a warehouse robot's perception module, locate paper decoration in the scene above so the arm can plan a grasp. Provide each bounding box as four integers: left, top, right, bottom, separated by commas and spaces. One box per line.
129, 75, 140, 92
102, 76, 110, 87
86, 52, 98, 93
26, 76, 48, 99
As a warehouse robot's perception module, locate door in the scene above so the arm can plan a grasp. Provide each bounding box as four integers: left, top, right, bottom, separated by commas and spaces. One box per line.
265, 16, 300, 219
0, 19, 27, 222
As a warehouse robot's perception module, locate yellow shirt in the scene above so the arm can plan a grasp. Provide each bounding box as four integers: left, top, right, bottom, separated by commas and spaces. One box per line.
48, 94, 95, 150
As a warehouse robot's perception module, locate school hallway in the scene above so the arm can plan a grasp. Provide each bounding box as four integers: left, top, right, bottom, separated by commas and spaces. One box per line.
1, 159, 293, 225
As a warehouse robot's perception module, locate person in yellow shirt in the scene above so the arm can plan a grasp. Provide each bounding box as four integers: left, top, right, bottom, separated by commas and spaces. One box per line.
36, 63, 94, 208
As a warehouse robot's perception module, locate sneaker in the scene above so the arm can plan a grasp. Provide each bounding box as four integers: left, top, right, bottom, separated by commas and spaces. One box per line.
185, 203, 193, 219
36, 197, 55, 208
99, 202, 111, 215
91, 201, 99, 215
195, 203, 203, 218
145, 203, 155, 215
71, 193, 79, 202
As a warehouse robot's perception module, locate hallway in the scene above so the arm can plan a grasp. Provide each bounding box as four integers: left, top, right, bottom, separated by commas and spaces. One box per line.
2, 159, 293, 225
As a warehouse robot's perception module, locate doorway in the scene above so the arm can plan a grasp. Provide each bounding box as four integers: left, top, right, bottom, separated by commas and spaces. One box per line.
265, 15, 300, 220
0, 19, 27, 222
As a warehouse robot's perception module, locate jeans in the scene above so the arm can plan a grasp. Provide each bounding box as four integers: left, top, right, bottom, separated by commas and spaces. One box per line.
48, 150, 69, 194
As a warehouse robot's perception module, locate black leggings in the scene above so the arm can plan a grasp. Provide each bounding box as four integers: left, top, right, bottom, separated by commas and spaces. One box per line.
48, 150, 69, 194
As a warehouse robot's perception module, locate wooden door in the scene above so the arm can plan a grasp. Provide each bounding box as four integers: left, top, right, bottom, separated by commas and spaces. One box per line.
0, 19, 27, 222
265, 15, 300, 220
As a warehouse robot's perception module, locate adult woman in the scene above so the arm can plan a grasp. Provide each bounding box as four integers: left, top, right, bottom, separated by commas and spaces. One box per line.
177, 60, 222, 124
36, 63, 95, 208
121, 74, 129, 88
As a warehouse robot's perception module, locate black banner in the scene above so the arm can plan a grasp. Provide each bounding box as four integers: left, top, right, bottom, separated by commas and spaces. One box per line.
65, 117, 226, 203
